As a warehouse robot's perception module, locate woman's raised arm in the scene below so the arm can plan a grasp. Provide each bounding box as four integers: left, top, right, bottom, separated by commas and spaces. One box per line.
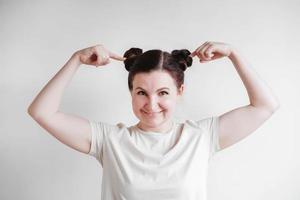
190, 41, 280, 150
27, 44, 126, 154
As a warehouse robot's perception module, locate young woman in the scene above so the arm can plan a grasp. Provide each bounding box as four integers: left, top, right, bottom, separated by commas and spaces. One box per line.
27, 41, 280, 200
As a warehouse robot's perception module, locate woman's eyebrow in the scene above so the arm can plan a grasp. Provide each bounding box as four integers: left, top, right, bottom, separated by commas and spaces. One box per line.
135, 87, 170, 91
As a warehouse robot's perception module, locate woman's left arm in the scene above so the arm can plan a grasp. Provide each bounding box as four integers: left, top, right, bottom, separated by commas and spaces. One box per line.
190, 42, 280, 150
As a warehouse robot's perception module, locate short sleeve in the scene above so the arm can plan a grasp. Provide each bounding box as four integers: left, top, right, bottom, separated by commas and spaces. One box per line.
195, 116, 220, 158
88, 120, 112, 167
88, 120, 124, 167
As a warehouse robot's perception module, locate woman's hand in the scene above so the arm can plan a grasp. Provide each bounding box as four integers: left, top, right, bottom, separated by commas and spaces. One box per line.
73, 44, 126, 67
190, 41, 235, 63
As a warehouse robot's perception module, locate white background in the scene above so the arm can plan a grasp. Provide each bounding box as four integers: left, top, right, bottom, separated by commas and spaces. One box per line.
1, 0, 299, 199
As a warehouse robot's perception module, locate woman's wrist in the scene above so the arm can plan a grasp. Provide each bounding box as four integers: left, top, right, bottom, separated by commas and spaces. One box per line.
70, 52, 82, 66
228, 46, 239, 61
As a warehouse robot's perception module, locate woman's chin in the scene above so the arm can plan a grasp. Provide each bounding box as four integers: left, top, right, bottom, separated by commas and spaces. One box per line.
137, 110, 171, 126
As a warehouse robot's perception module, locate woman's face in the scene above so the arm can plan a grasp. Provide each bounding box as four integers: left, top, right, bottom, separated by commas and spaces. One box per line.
130, 70, 184, 132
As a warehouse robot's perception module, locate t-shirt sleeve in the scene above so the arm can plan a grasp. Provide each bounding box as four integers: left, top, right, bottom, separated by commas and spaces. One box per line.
88, 120, 113, 166
195, 116, 220, 158
88, 120, 125, 167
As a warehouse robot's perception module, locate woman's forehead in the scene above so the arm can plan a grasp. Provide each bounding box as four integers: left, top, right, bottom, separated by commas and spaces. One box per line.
133, 71, 176, 90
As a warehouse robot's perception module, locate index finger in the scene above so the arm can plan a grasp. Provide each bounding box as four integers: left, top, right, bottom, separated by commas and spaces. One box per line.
109, 51, 126, 61
190, 42, 209, 57
190, 51, 197, 57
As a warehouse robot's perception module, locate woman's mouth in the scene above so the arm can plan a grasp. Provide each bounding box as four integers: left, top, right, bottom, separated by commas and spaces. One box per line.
142, 110, 163, 117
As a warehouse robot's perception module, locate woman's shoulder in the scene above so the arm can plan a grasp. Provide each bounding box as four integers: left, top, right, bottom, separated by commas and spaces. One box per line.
89, 120, 128, 135
181, 116, 219, 131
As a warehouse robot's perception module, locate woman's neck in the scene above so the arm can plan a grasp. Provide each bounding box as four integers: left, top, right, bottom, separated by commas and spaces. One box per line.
136, 120, 174, 133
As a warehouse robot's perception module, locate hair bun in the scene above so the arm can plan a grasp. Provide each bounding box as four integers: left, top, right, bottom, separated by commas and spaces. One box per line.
171, 49, 193, 71
123, 48, 143, 71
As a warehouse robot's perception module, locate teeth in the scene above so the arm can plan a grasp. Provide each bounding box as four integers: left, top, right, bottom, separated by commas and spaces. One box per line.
146, 111, 160, 114
143, 110, 161, 115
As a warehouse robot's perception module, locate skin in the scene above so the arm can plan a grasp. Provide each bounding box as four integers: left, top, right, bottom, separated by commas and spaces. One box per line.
27, 42, 280, 154
130, 70, 184, 133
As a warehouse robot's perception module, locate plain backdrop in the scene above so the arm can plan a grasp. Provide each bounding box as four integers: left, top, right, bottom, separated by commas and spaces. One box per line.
1, 0, 299, 199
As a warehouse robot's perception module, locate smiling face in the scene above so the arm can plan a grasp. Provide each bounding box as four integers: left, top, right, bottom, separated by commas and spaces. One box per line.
130, 70, 184, 133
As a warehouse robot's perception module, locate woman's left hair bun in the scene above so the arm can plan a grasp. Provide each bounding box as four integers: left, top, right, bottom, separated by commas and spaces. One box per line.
123, 48, 143, 71
171, 49, 193, 71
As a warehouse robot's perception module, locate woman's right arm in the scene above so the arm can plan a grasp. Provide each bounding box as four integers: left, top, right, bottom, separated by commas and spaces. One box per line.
27, 44, 126, 154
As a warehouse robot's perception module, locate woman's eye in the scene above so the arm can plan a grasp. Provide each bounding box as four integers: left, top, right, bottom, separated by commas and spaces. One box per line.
160, 91, 169, 96
137, 91, 168, 96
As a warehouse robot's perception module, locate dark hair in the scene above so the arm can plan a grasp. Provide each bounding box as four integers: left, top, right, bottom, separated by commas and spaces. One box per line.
123, 48, 193, 93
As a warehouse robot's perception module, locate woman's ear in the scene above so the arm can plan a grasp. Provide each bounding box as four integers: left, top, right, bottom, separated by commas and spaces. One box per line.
130, 90, 133, 97
178, 84, 184, 96
176, 85, 184, 105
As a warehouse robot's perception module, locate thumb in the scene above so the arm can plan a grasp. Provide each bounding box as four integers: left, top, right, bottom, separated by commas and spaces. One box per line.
109, 51, 127, 61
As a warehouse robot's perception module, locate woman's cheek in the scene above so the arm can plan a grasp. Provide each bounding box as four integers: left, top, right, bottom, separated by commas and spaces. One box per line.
163, 98, 176, 108
133, 98, 144, 107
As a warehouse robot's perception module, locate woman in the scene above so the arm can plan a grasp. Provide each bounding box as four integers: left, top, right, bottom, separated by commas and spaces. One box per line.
27, 41, 280, 200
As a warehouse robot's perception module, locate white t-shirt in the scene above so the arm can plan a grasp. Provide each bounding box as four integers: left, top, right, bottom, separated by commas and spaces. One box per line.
88, 116, 220, 200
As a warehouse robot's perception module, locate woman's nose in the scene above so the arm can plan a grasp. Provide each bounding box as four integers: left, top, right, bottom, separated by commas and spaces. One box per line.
145, 97, 160, 111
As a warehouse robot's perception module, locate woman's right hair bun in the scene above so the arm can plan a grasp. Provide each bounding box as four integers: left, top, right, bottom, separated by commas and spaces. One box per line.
123, 48, 143, 71
171, 49, 193, 71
